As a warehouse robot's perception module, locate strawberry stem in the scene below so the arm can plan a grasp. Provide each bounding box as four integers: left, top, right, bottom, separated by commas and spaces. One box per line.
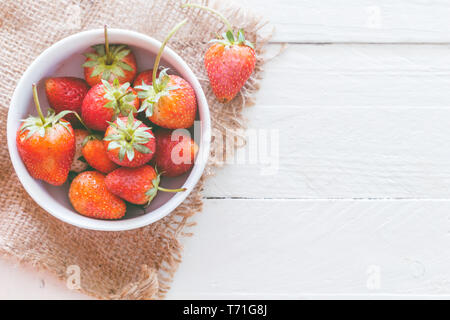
32, 83, 45, 124
158, 186, 187, 193
72, 111, 92, 134
182, 3, 233, 33
104, 25, 113, 65
152, 19, 188, 88
117, 91, 131, 101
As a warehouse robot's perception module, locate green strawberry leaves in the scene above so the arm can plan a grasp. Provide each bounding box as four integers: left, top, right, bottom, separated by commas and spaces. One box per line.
82, 44, 134, 82
102, 79, 137, 118
92, 44, 105, 56
135, 68, 180, 118
226, 30, 235, 43
143, 167, 186, 206
145, 173, 161, 205
210, 29, 254, 49
20, 109, 73, 140
116, 60, 134, 72
104, 112, 154, 162
81, 133, 102, 147
20, 84, 77, 141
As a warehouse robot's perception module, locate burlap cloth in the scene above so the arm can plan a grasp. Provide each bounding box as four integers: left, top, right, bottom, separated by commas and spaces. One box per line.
0, 0, 269, 299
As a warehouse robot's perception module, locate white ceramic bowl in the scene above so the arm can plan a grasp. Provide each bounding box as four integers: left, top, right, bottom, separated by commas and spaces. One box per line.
7, 29, 211, 231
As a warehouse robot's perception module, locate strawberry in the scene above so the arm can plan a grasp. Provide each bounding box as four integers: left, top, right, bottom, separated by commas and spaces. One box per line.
204, 41, 255, 103
105, 165, 186, 205
81, 134, 118, 174
44, 77, 89, 127
82, 26, 137, 87
16, 84, 75, 186
183, 3, 256, 103
69, 171, 126, 219
103, 113, 156, 167
133, 69, 157, 87
135, 20, 197, 129
71, 129, 89, 173
133, 69, 159, 106
137, 72, 196, 129
81, 79, 139, 131
154, 128, 198, 177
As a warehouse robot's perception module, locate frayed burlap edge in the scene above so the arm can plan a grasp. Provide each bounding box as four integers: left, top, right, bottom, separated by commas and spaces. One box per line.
0, 0, 272, 300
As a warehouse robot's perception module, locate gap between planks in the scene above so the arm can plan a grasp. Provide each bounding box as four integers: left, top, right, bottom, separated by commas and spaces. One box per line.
268, 41, 450, 45
170, 198, 450, 297
204, 44, 450, 199
203, 197, 450, 201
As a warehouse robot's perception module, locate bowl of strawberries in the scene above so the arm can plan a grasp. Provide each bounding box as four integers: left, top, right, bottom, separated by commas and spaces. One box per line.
7, 21, 211, 231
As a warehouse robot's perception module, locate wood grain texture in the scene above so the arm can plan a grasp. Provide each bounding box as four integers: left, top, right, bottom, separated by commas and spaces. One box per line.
2, 199, 450, 299
167, 199, 450, 299
0, 257, 88, 299
205, 105, 450, 199
5, 1, 450, 300
242, 0, 450, 43
256, 44, 450, 107
204, 44, 450, 199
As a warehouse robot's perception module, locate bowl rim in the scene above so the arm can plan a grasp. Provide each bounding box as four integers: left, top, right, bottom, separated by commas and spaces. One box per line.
7, 28, 211, 231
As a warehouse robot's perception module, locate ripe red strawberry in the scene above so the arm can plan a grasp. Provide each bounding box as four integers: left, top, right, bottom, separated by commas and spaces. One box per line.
82, 26, 137, 87
135, 20, 197, 129
81, 79, 139, 131
137, 72, 196, 129
105, 165, 186, 205
16, 84, 75, 186
71, 129, 89, 173
183, 4, 256, 103
133, 69, 160, 107
69, 171, 126, 219
204, 41, 255, 102
103, 113, 156, 167
81, 135, 118, 174
154, 128, 198, 177
44, 77, 89, 127
133, 69, 157, 87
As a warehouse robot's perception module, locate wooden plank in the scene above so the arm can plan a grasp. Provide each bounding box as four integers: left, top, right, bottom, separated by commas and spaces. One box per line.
203, 44, 450, 199
3, 199, 450, 299
0, 257, 88, 299
168, 199, 450, 299
240, 0, 450, 43
257, 44, 450, 107
204, 105, 450, 199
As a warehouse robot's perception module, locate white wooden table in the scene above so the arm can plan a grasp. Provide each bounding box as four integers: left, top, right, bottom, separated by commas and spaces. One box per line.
3, 0, 450, 299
